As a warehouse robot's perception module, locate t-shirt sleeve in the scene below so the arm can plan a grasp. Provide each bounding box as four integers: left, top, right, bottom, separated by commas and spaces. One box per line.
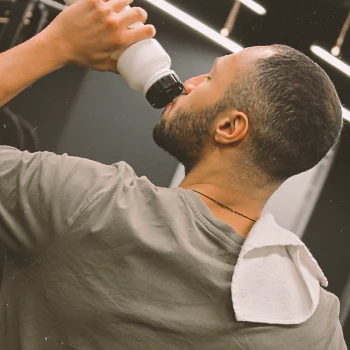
322, 289, 348, 350
0, 146, 118, 262
328, 319, 348, 350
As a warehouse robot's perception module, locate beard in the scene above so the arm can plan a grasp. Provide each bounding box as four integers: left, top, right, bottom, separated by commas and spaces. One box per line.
152, 100, 227, 174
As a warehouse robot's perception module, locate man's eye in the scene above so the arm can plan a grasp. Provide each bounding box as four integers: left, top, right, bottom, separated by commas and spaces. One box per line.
206, 76, 211, 80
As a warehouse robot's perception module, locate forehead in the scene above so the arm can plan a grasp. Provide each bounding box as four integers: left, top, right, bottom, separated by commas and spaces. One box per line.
216, 46, 276, 76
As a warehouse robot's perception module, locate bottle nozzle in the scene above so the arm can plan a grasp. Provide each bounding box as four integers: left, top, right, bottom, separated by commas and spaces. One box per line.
146, 73, 184, 109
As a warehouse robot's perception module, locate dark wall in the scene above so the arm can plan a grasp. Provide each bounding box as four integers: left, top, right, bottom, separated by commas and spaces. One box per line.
302, 121, 350, 345
6, 65, 87, 151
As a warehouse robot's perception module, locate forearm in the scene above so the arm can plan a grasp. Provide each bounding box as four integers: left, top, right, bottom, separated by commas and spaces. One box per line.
0, 33, 64, 107
0, 0, 154, 107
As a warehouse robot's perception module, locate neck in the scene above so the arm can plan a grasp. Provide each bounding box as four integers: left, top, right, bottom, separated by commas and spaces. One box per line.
180, 180, 267, 220
179, 162, 280, 236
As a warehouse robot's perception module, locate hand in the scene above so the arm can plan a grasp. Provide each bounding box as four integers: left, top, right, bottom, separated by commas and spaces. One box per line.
40, 0, 156, 72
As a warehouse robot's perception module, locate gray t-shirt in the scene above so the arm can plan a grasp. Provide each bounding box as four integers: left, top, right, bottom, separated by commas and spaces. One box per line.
0, 147, 346, 349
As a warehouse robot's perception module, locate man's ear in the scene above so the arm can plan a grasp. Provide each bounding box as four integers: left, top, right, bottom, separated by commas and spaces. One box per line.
215, 110, 249, 145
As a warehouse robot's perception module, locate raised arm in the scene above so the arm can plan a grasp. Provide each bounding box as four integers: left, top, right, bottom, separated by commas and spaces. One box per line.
0, 0, 155, 107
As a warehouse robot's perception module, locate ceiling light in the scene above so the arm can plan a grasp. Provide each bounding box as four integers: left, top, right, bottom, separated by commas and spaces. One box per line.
310, 45, 350, 77
343, 107, 350, 122
145, 0, 243, 53
239, 0, 266, 15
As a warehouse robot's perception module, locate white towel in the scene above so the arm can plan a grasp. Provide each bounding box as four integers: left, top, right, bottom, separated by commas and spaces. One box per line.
231, 213, 328, 325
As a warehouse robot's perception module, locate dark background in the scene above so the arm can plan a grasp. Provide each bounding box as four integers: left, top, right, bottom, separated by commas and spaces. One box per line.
0, 0, 349, 345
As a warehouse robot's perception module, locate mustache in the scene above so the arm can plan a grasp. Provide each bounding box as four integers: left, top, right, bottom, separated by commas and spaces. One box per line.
174, 92, 187, 103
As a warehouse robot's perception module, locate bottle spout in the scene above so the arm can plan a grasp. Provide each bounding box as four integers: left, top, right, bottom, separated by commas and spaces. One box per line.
145, 73, 184, 109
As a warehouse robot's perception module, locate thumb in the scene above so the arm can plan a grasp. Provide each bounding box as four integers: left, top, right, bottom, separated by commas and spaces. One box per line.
106, 58, 120, 74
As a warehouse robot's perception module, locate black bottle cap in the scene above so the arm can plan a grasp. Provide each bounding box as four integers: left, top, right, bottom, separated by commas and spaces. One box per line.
146, 73, 184, 109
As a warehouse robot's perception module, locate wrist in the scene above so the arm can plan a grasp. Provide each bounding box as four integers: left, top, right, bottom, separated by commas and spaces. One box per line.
32, 30, 68, 71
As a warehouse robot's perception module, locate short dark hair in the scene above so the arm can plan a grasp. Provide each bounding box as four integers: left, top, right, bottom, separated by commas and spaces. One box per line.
227, 44, 343, 181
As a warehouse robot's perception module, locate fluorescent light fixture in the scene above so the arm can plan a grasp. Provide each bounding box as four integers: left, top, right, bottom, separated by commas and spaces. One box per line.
239, 0, 266, 15
145, 0, 243, 53
343, 107, 350, 122
310, 45, 350, 77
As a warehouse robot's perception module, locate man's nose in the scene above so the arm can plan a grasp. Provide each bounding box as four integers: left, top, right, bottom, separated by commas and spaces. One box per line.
184, 75, 208, 94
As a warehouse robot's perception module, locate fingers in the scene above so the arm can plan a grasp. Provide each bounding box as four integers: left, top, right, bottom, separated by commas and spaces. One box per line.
118, 7, 148, 27
107, 0, 134, 12
123, 24, 156, 46
98, 0, 156, 52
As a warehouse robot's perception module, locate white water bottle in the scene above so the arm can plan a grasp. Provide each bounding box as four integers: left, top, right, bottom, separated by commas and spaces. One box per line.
63, 1, 184, 108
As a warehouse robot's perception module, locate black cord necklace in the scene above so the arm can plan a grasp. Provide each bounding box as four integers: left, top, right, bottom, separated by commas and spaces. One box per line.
191, 190, 257, 223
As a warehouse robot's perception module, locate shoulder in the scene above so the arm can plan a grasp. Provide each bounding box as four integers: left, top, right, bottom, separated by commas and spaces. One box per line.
307, 288, 346, 349
318, 287, 341, 320
238, 288, 345, 350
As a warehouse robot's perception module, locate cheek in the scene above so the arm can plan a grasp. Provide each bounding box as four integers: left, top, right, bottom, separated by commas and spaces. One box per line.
187, 86, 212, 107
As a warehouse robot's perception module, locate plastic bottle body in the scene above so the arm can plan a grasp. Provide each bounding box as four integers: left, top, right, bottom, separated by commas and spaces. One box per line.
109, 6, 175, 95
113, 33, 183, 107
115, 39, 173, 94
109, 6, 144, 62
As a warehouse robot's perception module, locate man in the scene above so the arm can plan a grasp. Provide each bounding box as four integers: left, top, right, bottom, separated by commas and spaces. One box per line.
0, 0, 347, 349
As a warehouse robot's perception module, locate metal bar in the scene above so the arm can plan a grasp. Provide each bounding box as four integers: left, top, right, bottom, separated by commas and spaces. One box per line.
220, 0, 241, 37
40, 0, 66, 12
336, 11, 350, 48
